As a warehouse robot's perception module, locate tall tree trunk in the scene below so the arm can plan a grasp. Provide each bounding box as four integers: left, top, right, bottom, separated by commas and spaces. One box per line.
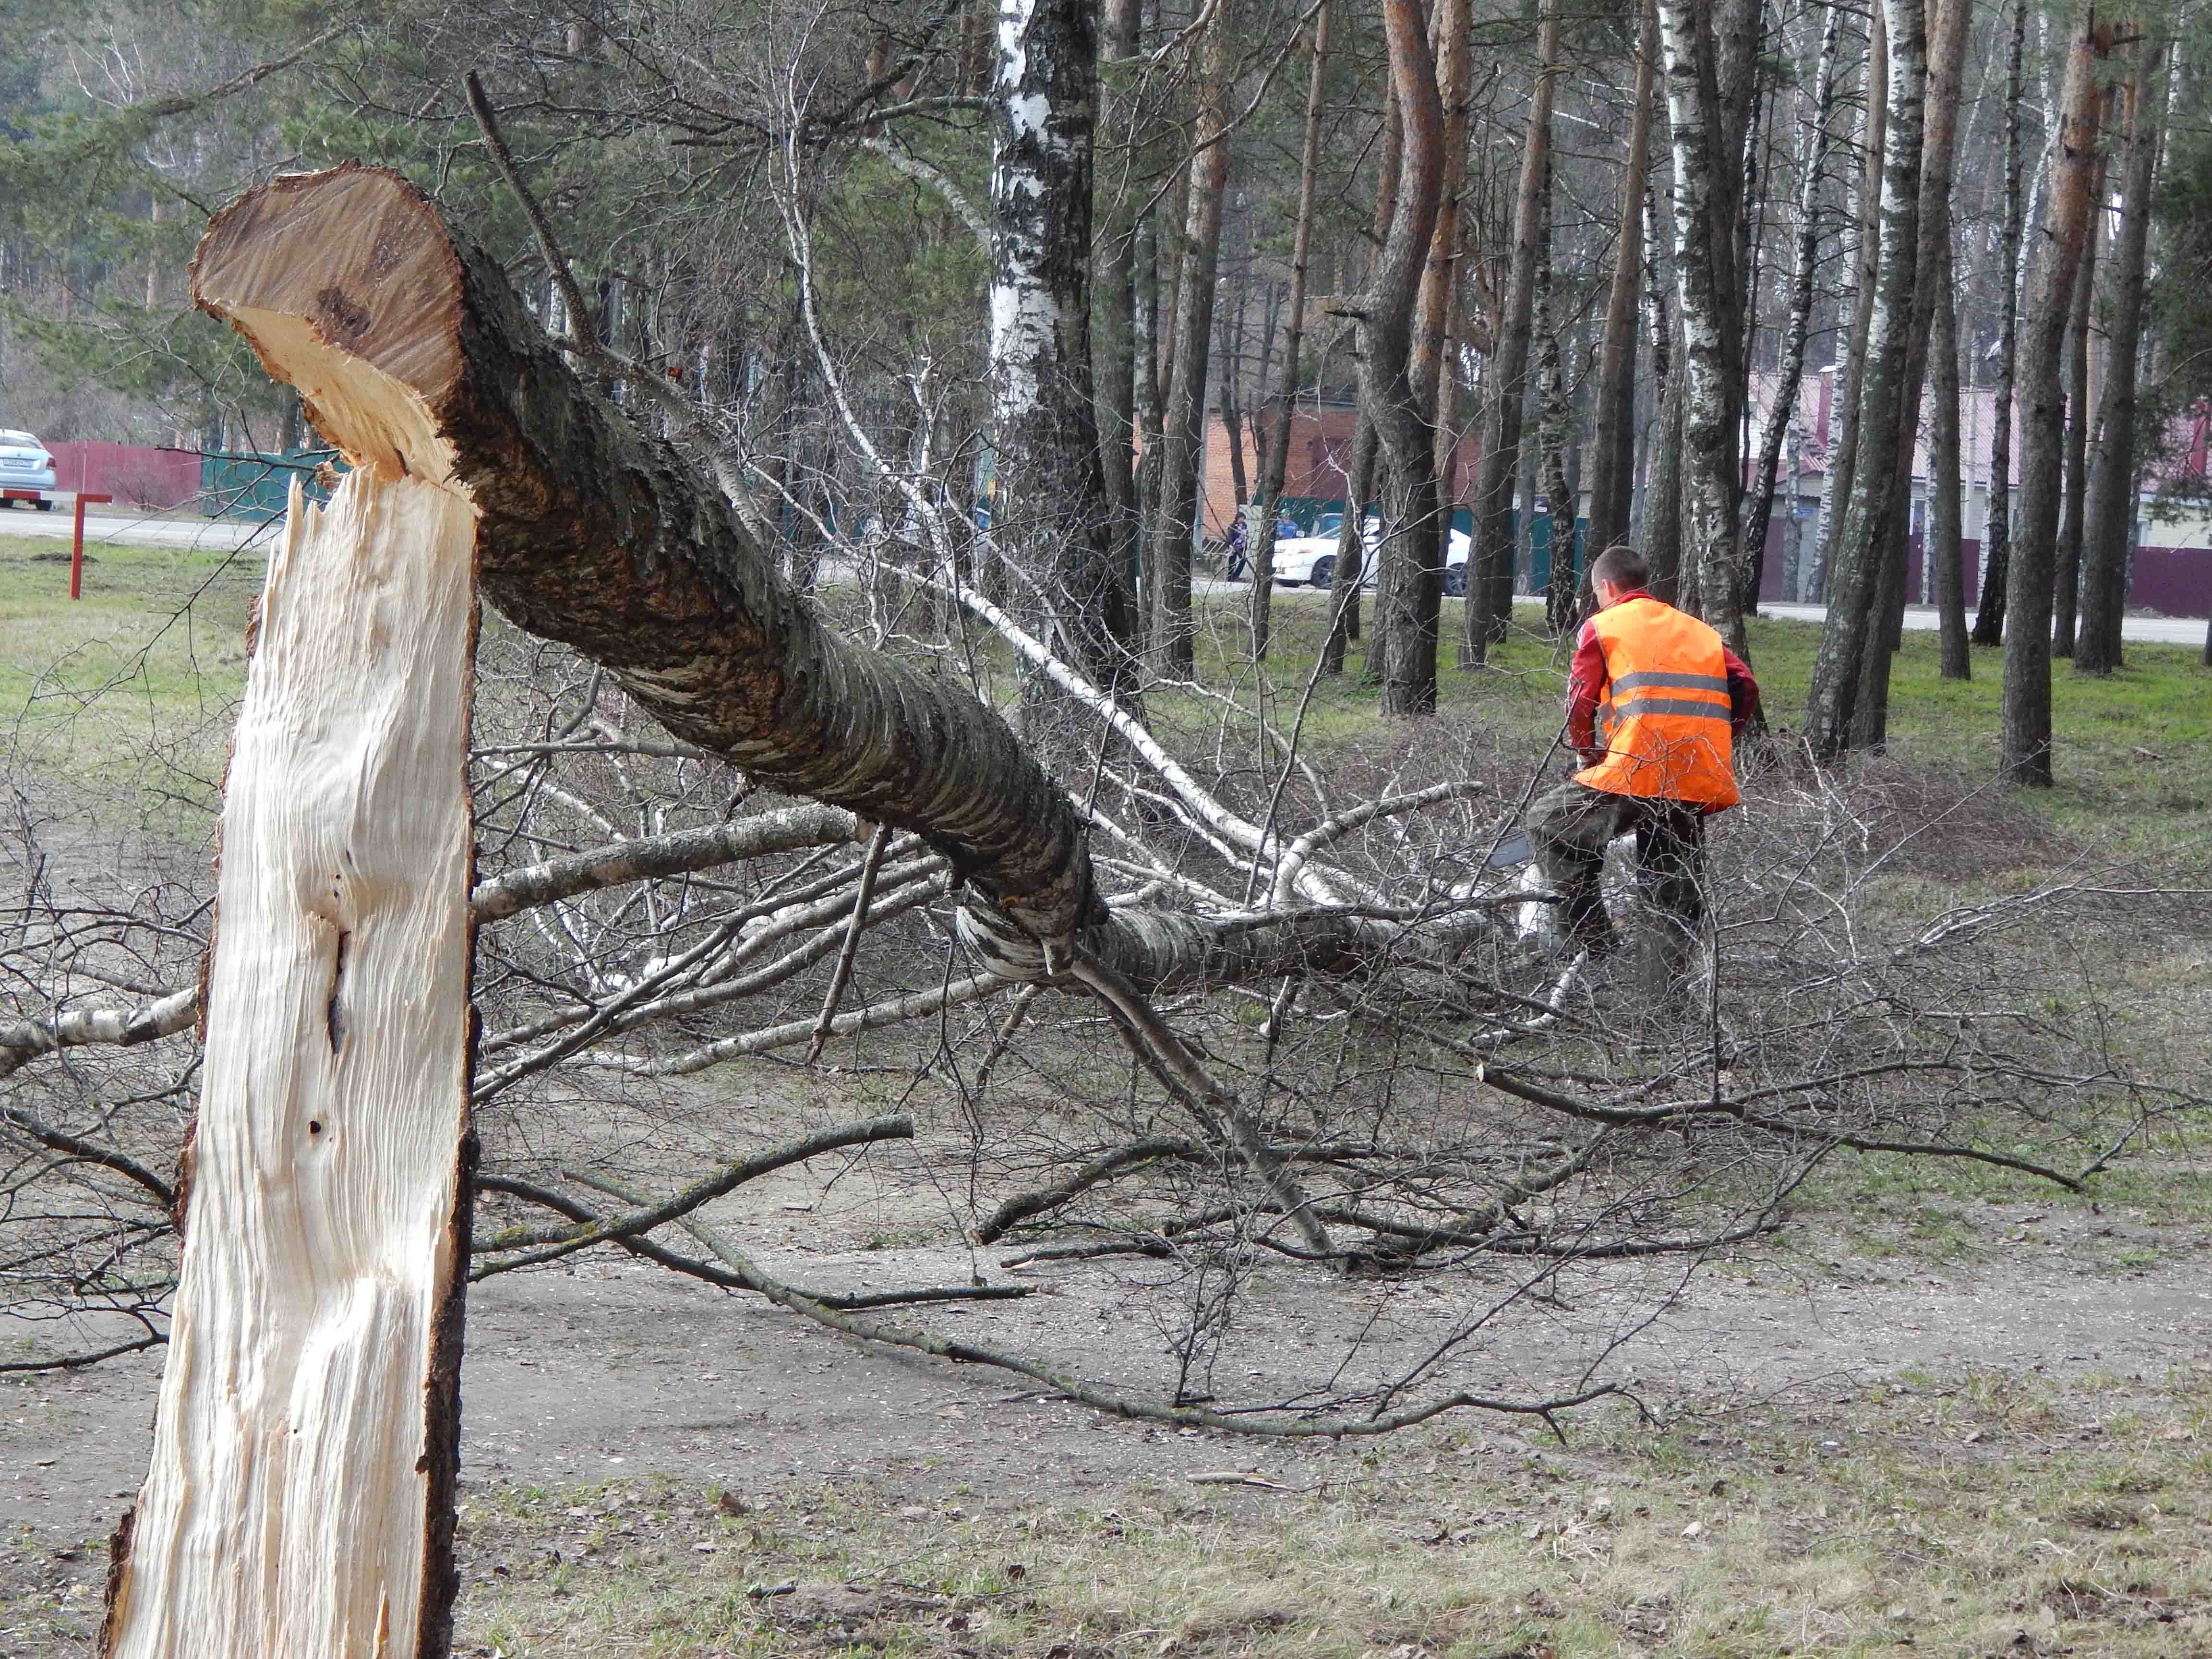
1586, 0, 1659, 561
1854, 0, 1973, 748
1323, 419, 1378, 672
1811, 5, 1886, 606
1462, 0, 1558, 665
1384, 0, 1472, 687
1931, 234, 1969, 677
1363, 0, 1446, 714
1739, 0, 1845, 617
1091, 0, 1143, 590
1217, 283, 1249, 511
988, 0, 1138, 712
1803, 0, 1926, 759
1640, 180, 1686, 601
1537, 249, 1577, 634
2002, 13, 2109, 787
1972, 0, 2029, 648
2077, 33, 2170, 676
1145, 0, 1236, 679
1250, 0, 1333, 662
2050, 162, 2103, 659
1656, 0, 1759, 655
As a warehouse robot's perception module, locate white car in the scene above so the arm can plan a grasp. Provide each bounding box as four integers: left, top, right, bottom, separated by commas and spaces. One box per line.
1269, 512, 1471, 593
0, 431, 58, 508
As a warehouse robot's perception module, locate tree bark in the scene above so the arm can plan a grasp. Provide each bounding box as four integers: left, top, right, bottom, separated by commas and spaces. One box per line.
1092, 0, 1144, 594
1810, 5, 1886, 607
1930, 231, 1969, 678
1363, 0, 1446, 713
988, 0, 1139, 709
101, 467, 479, 1657
1144, 0, 1235, 679
2002, 14, 2109, 787
1585, 0, 1658, 563
1537, 241, 1576, 635
1971, 0, 2029, 648
1854, 0, 1973, 748
1656, 0, 1757, 655
1739, 0, 1845, 620
1803, 0, 1926, 760
2077, 34, 2170, 676
1249, 0, 1332, 663
1461, 0, 1559, 667
2050, 144, 2104, 660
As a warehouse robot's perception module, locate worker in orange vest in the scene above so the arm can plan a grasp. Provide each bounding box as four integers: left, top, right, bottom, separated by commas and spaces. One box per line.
1528, 543, 1761, 965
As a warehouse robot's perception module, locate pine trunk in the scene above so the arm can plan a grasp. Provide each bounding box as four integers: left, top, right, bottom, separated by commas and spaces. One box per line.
1971, 0, 2028, 648
1090, 0, 1143, 586
1584, 0, 1658, 561
2051, 162, 2103, 659
2077, 35, 2169, 676
1931, 238, 1969, 677
1364, 0, 1446, 714
2002, 15, 2108, 786
1461, 0, 1559, 667
1144, 0, 1235, 679
1249, 0, 1332, 663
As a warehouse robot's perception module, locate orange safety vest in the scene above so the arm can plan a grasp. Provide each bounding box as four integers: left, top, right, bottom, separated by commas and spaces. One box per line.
1573, 596, 1740, 810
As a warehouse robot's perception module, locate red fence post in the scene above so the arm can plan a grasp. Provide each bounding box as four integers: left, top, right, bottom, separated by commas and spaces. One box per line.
70, 493, 112, 601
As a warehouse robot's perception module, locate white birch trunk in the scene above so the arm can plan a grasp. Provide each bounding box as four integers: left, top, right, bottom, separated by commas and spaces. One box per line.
105, 466, 479, 1659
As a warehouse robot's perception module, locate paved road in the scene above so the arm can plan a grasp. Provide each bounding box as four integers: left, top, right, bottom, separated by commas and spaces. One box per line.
0, 498, 269, 553
1760, 601, 2206, 646
1205, 581, 2208, 646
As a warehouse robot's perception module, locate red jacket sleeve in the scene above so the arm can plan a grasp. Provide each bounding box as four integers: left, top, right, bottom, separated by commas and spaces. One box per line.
1566, 621, 1608, 756
1723, 645, 1761, 735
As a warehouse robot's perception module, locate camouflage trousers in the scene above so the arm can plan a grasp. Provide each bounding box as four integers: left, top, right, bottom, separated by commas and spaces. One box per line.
1526, 781, 1707, 964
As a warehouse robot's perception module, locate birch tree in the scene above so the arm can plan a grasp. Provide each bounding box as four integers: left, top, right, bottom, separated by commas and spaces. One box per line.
1804, 0, 1927, 760
1655, 0, 1756, 654
1584, 0, 1658, 564
988, 0, 1139, 711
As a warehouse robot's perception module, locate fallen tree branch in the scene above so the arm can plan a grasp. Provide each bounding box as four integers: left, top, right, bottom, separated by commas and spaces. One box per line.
470, 1115, 915, 1273
576, 1172, 1629, 1438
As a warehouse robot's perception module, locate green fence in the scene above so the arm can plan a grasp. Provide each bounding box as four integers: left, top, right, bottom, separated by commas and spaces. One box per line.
199, 449, 345, 521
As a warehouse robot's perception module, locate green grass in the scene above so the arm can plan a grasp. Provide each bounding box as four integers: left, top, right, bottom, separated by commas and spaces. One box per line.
0, 530, 264, 822
439, 1370, 2212, 1657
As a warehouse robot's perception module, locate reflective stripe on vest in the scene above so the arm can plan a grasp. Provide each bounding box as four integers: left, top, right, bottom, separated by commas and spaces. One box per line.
1574, 596, 1740, 810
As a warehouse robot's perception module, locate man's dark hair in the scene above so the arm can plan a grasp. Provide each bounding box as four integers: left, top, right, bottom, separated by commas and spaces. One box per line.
1590, 544, 1650, 593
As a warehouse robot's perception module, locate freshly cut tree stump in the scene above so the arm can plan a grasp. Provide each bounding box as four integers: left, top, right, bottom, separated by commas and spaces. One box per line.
102, 466, 480, 1648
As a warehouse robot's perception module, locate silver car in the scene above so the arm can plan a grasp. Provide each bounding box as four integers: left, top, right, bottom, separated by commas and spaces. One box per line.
0, 430, 58, 508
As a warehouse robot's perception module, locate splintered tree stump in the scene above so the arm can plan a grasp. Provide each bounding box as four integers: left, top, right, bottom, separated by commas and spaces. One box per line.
103, 215, 482, 1654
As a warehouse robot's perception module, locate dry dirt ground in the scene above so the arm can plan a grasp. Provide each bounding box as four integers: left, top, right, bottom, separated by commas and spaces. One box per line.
3, 1161, 2206, 1657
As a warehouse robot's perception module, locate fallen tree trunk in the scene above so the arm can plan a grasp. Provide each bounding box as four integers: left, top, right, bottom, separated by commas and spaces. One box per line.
187, 166, 1490, 999
103, 467, 480, 1658
192, 164, 1099, 956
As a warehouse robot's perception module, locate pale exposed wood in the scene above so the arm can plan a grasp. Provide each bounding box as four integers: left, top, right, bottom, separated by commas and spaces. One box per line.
105, 461, 479, 1659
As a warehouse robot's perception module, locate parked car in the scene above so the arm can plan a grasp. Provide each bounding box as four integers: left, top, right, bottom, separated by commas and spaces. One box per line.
1270, 512, 1472, 592
0, 431, 57, 508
